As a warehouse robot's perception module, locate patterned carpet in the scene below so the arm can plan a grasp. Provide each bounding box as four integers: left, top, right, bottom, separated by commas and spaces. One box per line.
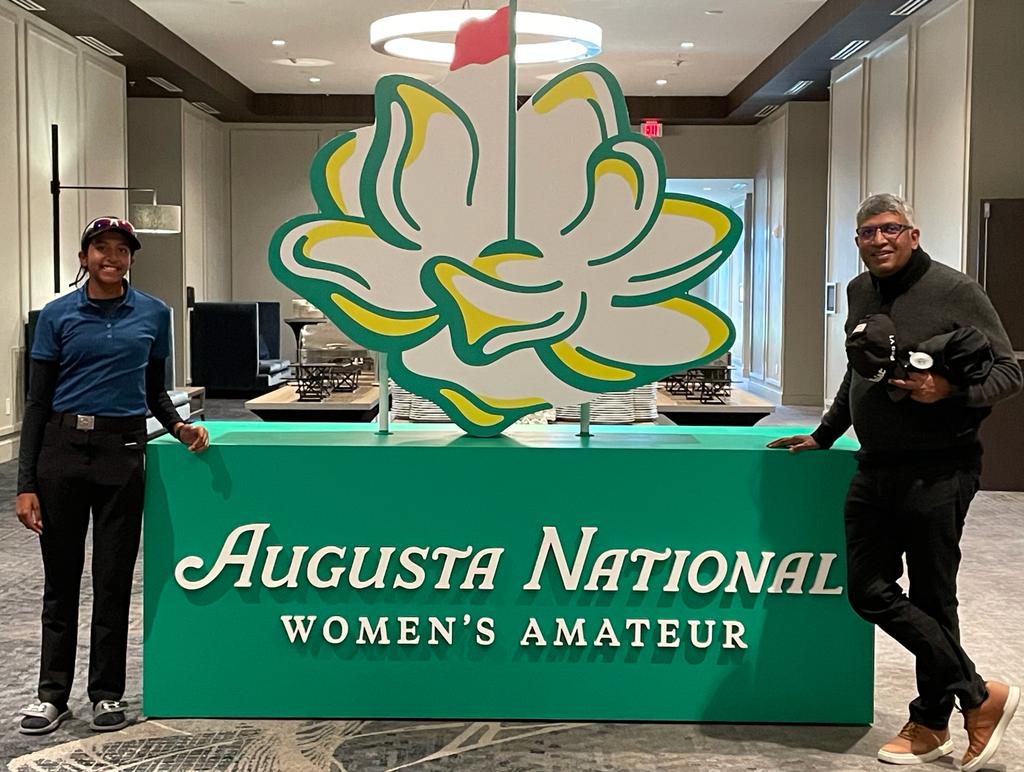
1, 401, 1021, 771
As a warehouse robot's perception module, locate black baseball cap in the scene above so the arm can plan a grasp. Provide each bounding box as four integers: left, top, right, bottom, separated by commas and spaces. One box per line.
80, 216, 142, 254
911, 327, 993, 385
846, 314, 905, 383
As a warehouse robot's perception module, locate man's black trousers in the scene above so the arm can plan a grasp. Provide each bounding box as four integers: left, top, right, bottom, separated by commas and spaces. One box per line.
844, 463, 989, 729
34, 418, 147, 708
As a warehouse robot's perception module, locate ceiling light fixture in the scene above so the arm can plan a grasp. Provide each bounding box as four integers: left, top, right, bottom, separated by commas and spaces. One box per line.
369, 10, 602, 65
679, 41, 696, 49
731, 182, 747, 190
273, 57, 334, 67
702, 186, 713, 191
147, 76, 182, 93
891, 0, 932, 15
704, 9, 724, 15
655, 79, 668, 86
831, 39, 871, 60
754, 104, 779, 118
309, 76, 321, 83
9, 0, 45, 11
191, 101, 221, 115
75, 36, 123, 57
272, 39, 287, 46
785, 80, 814, 95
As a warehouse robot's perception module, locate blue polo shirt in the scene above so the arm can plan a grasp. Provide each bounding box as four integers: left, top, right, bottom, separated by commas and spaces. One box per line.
32, 282, 171, 416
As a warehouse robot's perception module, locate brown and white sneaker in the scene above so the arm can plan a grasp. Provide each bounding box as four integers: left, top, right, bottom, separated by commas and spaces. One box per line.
876, 721, 954, 765
961, 680, 1020, 772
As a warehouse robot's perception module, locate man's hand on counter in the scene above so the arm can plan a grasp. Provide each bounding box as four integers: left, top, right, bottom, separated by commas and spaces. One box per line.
766, 434, 821, 453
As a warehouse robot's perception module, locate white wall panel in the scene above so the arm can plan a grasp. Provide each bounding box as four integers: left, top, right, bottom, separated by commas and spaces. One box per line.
183, 107, 205, 302
26, 24, 79, 307
81, 54, 126, 222
204, 119, 230, 301
748, 131, 769, 382
765, 113, 787, 388
865, 36, 910, 199
230, 128, 321, 359
0, 9, 21, 434
912, 0, 970, 269
824, 64, 865, 403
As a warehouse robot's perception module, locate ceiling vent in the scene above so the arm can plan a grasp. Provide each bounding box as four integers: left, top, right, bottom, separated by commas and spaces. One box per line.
831, 39, 871, 60
75, 36, 123, 57
147, 76, 183, 93
754, 105, 780, 119
784, 80, 814, 96
891, 0, 932, 15
9, 0, 45, 10
191, 101, 221, 115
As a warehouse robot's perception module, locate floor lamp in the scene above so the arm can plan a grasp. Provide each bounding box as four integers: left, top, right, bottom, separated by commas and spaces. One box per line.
50, 123, 181, 292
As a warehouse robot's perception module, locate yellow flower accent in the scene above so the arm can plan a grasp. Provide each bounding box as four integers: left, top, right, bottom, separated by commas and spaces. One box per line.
433, 261, 526, 345
397, 84, 456, 168
325, 137, 357, 213
658, 297, 731, 357
439, 388, 503, 427
471, 252, 540, 280
532, 73, 598, 114
550, 341, 635, 382
330, 293, 438, 337
305, 221, 376, 252
661, 197, 732, 243
595, 159, 639, 200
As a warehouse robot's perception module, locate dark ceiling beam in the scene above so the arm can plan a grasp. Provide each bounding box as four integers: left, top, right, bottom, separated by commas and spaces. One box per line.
728, 0, 862, 113
27, 0, 925, 124
35, 0, 254, 117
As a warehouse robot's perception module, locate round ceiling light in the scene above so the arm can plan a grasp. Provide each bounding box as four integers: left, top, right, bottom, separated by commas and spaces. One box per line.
369, 10, 602, 65
273, 57, 335, 67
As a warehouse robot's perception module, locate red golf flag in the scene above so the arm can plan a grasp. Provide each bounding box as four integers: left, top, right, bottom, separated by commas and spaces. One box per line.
450, 5, 510, 71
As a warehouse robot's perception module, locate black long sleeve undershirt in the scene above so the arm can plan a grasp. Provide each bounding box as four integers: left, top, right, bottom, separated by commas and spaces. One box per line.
16, 358, 184, 494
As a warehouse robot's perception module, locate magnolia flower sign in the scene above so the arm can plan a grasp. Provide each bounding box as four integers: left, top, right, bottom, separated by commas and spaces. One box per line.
270, 3, 742, 436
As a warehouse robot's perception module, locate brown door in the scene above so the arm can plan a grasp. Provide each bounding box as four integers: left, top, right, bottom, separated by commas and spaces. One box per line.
978, 199, 1024, 491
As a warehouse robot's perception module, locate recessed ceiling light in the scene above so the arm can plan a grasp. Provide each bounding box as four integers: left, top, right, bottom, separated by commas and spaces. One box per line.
704, 9, 724, 15
731, 182, 748, 190
147, 76, 182, 93
273, 57, 334, 67
191, 101, 221, 115
831, 39, 871, 60
702, 186, 713, 191
891, 0, 932, 15
308, 76, 321, 83
754, 104, 780, 118
9, 0, 45, 11
679, 41, 696, 49
272, 39, 287, 46
655, 79, 668, 86
76, 36, 123, 57
785, 80, 814, 95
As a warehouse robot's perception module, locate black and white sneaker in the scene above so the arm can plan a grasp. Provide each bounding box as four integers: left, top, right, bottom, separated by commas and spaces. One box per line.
18, 702, 71, 735
90, 699, 129, 732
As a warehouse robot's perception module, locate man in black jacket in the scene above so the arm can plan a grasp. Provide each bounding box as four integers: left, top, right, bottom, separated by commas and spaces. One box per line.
769, 194, 1021, 771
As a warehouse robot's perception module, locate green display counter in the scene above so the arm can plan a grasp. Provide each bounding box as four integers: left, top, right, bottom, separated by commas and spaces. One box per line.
143, 423, 872, 723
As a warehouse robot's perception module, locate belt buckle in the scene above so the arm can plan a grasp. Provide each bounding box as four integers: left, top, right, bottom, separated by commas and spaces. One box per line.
75, 415, 95, 430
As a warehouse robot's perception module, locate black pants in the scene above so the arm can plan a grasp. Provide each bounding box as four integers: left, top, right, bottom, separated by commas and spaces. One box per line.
34, 419, 147, 707
844, 464, 988, 729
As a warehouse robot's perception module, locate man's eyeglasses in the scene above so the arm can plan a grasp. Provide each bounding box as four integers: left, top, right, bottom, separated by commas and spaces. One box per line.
855, 223, 913, 241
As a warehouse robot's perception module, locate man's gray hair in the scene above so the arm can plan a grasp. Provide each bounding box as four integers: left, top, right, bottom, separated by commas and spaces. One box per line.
856, 193, 916, 227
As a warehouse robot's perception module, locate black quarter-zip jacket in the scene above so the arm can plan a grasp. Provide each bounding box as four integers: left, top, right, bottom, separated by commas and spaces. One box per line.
812, 247, 1022, 467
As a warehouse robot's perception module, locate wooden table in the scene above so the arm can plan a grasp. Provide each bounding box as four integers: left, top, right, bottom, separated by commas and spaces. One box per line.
656, 385, 775, 426
244, 382, 380, 422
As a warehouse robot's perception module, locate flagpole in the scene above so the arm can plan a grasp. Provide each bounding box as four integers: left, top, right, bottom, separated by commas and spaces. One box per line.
507, 0, 517, 242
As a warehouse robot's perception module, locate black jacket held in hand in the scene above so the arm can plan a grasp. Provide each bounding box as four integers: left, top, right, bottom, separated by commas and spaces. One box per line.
812, 248, 1022, 465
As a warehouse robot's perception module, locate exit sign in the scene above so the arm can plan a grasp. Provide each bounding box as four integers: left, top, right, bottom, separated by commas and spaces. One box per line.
641, 119, 663, 138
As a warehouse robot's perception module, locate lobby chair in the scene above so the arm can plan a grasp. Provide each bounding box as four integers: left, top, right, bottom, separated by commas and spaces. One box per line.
189, 301, 291, 395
